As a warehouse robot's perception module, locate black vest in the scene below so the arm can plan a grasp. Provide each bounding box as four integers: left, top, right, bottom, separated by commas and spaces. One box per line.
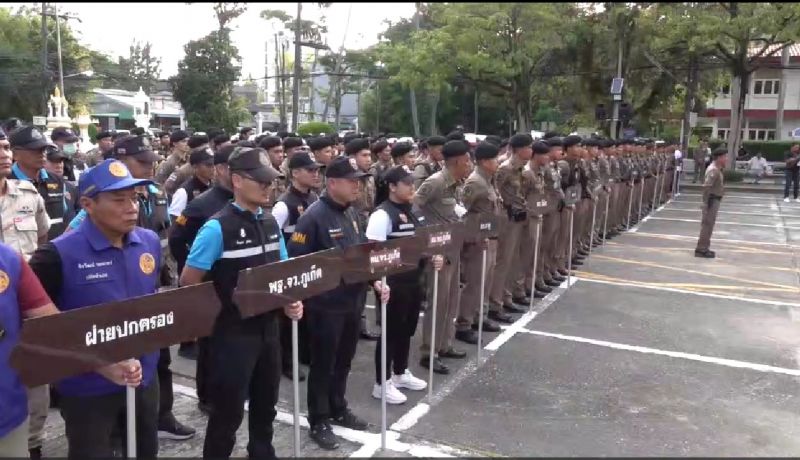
11, 168, 67, 239
208, 203, 283, 334
377, 199, 426, 284
179, 176, 211, 207
137, 185, 171, 238
277, 186, 318, 241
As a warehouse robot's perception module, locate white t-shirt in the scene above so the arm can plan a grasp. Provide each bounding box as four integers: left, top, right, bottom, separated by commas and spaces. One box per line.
365, 209, 392, 242
167, 188, 188, 218
271, 201, 290, 230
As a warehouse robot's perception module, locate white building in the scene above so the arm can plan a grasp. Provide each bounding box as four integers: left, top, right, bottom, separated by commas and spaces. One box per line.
701, 44, 800, 141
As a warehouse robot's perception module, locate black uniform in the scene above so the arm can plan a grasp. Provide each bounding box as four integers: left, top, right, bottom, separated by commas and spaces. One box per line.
10, 166, 68, 239
287, 194, 368, 426
371, 199, 426, 383
192, 203, 284, 459
178, 175, 211, 210
168, 184, 233, 406
276, 186, 318, 372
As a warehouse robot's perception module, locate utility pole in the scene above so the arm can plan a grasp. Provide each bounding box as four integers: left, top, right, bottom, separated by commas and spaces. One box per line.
41, 2, 48, 116
291, 2, 302, 132
54, 3, 64, 97
681, 55, 698, 158
611, 32, 623, 139
776, 45, 790, 140
275, 33, 286, 131
409, 2, 421, 138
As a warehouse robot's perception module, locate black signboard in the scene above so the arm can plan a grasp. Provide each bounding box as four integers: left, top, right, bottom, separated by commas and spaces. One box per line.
233, 249, 344, 317
465, 214, 500, 238
417, 222, 466, 258
528, 193, 557, 217
340, 236, 423, 284
11, 282, 221, 387
564, 185, 581, 206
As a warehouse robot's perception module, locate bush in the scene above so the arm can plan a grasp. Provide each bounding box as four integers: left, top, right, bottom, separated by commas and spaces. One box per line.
722, 169, 744, 183
297, 122, 335, 137
695, 140, 795, 162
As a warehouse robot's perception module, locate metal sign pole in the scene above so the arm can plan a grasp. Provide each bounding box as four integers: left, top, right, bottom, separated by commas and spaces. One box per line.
528, 218, 542, 311
652, 173, 660, 211
589, 200, 597, 256
380, 275, 388, 451
637, 179, 645, 223
126, 378, 136, 458
602, 190, 610, 247
292, 319, 301, 458
672, 167, 679, 197
567, 208, 574, 287
626, 184, 634, 229
428, 268, 439, 401
477, 248, 487, 361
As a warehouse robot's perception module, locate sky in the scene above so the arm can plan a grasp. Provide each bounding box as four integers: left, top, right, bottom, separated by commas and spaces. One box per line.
2, 2, 416, 80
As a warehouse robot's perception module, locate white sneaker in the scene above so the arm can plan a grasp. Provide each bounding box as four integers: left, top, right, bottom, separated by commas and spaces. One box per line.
785, 198, 791, 202
392, 369, 427, 391
372, 381, 407, 404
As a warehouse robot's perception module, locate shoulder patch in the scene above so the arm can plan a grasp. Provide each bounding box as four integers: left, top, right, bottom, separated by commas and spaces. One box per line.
175, 215, 187, 226
290, 232, 307, 245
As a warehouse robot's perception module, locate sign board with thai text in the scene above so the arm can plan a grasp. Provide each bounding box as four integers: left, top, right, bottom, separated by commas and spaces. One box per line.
11, 282, 220, 387
340, 236, 422, 284
417, 222, 466, 258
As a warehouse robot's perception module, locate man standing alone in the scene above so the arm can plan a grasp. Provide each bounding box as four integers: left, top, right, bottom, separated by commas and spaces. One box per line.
783, 144, 800, 203
695, 148, 727, 258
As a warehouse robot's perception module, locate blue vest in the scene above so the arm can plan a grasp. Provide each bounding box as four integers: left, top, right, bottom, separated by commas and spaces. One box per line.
51, 218, 161, 397
0, 243, 25, 437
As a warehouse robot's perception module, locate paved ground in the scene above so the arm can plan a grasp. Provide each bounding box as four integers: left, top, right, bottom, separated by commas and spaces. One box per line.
44, 191, 800, 457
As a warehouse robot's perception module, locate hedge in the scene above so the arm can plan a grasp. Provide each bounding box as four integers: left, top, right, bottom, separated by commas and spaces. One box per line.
297, 122, 335, 137
699, 140, 796, 162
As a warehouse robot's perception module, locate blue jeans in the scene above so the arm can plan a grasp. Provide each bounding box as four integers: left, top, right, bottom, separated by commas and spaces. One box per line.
784, 169, 799, 199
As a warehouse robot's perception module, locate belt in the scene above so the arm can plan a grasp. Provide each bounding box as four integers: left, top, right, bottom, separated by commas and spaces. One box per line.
49, 217, 64, 225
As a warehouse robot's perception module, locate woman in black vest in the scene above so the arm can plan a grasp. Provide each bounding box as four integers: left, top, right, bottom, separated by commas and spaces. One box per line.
365, 166, 443, 404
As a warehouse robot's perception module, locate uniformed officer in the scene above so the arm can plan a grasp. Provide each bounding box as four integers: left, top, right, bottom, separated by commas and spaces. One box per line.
28, 159, 159, 458
414, 140, 473, 374
366, 165, 440, 404
167, 147, 216, 220
50, 127, 85, 182
521, 141, 556, 297
180, 147, 301, 459
562, 135, 588, 268
155, 129, 190, 185
0, 127, 52, 459
164, 134, 210, 196
308, 136, 335, 186
412, 135, 446, 189
540, 138, 567, 286
287, 156, 390, 451
457, 142, 505, 345
259, 136, 288, 205
695, 147, 727, 258
157, 132, 171, 158
370, 139, 393, 178
271, 153, 322, 381
0, 242, 59, 459
9, 126, 69, 239
344, 138, 381, 341
86, 131, 115, 167
488, 134, 532, 315
279, 137, 306, 180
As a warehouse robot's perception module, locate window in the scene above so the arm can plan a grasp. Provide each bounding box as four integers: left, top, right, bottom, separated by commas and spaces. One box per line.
747, 129, 775, 140
753, 79, 780, 95
719, 84, 731, 96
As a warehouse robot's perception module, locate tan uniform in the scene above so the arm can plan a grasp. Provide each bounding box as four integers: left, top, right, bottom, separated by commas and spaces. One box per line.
696, 163, 724, 251
458, 166, 500, 331
164, 163, 194, 196
352, 175, 376, 229
488, 156, 527, 309
518, 163, 548, 295
541, 162, 564, 281
413, 168, 462, 354
412, 160, 442, 190
0, 179, 50, 452
85, 147, 108, 168
155, 152, 184, 186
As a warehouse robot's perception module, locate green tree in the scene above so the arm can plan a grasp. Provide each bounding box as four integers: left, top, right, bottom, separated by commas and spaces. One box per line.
118, 40, 162, 93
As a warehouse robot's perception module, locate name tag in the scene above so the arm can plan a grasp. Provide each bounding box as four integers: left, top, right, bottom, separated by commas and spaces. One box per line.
77, 260, 116, 284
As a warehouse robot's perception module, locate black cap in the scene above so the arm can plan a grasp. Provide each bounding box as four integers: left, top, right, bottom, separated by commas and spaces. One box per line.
170, 130, 189, 144
426, 135, 447, 147
484, 135, 503, 146
325, 156, 370, 179
446, 130, 465, 142
711, 147, 727, 158
188, 134, 210, 149
474, 142, 499, 160
544, 137, 563, 148
390, 142, 413, 158
46, 144, 66, 161
583, 138, 598, 147
95, 131, 113, 142
532, 141, 550, 155
345, 138, 370, 156
563, 135, 583, 148
289, 153, 322, 170
212, 133, 230, 146
283, 137, 304, 150
543, 131, 561, 140
214, 144, 237, 165
229, 147, 284, 183
113, 135, 161, 162
9, 126, 54, 150
0, 127, 5, 141
51, 127, 78, 143
442, 140, 469, 159
308, 136, 333, 152
383, 165, 414, 185
189, 147, 215, 166
371, 140, 389, 155
509, 134, 533, 149
259, 136, 282, 150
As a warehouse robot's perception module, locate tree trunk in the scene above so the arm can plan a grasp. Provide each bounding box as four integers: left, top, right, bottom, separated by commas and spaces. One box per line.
681, 55, 698, 158
308, 48, 318, 121
727, 72, 749, 169
291, 2, 302, 132
428, 88, 439, 135
776, 46, 790, 140
409, 2, 422, 138
334, 79, 343, 130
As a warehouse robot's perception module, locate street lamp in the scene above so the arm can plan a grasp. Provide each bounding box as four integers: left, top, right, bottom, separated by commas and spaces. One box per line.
64, 70, 94, 79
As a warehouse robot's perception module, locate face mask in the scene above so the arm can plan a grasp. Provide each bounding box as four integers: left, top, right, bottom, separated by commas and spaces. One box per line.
63, 143, 77, 156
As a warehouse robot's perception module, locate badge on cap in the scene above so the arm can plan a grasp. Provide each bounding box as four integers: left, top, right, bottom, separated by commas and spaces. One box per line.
240, 228, 246, 238
399, 213, 407, 223
297, 205, 304, 214
109, 161, 127, 177
349, 157, 358, 170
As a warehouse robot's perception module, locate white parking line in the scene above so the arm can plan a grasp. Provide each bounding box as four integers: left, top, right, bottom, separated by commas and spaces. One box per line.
631, 231, 798, 248
646, 216, 800, 230
517, 329, 800, 377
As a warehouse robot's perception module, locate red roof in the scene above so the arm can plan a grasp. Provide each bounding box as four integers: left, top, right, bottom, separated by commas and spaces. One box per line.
749, 43, 800, 60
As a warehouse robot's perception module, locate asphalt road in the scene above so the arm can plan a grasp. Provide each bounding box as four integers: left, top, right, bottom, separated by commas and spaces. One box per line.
44, 191, 800, 457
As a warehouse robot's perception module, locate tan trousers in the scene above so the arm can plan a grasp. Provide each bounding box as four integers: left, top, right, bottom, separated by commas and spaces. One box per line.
696, 199, 721, 251
26, 385, 48, 450
0, 417, 29, 458
421, 254, 461, 354
489, 218, 524, 309
541, 210, 561, 280
518, 217, 544, 294
458, 238, 497, 330
556, 207, 573, 270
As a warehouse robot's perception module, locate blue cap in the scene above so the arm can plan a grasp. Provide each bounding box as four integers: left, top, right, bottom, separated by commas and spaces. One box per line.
79, 159, 154, 198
